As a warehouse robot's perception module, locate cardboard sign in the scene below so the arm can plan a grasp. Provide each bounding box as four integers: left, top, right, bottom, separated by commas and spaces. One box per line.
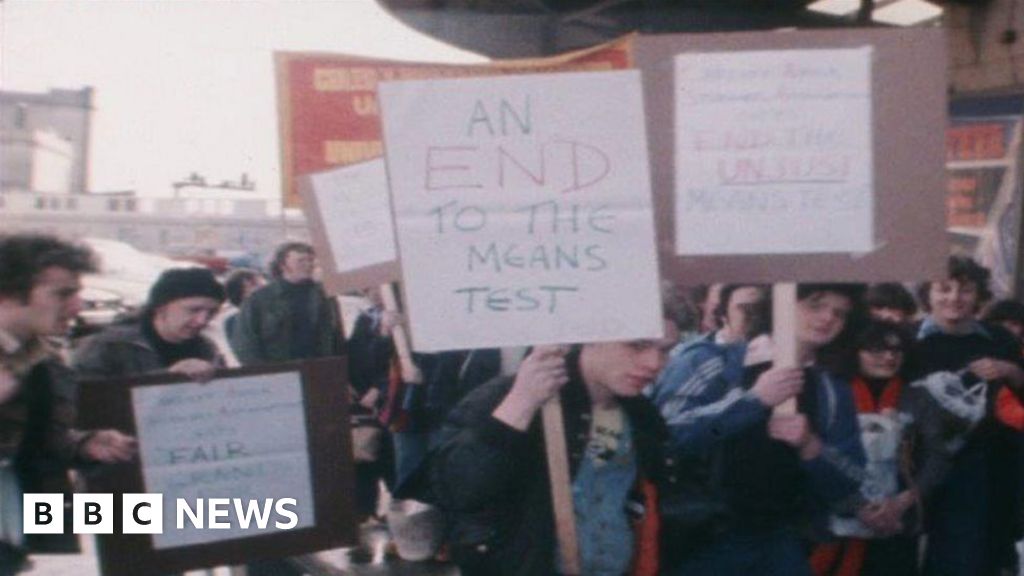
379, 70, 663, 352
302, 159, 398, 292
636, 28, 948, 284
675, 48, 874, 255
78, 359, 355, 576
131, 372, 316, 549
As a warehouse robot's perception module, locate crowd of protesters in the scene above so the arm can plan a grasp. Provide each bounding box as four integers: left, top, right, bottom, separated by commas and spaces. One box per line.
0, 232, 1022, 576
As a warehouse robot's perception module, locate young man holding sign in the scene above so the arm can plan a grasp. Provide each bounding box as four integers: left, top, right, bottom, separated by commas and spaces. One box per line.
429, 319, 678, 576
657, 284, 866, 576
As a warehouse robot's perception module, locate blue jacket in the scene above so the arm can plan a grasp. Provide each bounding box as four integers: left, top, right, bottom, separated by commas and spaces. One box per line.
650, 334, 759, 457
651, 334, 865, 524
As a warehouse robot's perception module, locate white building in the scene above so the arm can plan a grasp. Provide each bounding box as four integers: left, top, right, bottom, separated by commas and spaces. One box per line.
0, 87, 93, 193
0, 189, 308, 265
0, 87, 308, 265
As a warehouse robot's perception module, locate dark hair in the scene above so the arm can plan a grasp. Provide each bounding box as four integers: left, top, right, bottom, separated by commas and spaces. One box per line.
981, 299, 1024, 326
0, 234, 97, 302
714, 284, 769, 329
661, 280, 700, 333
225, 268, 262, 307
916, 256, 993, 313
269, 242, 314, 279
854, 320, 916, 378
797, 283, 866, 304
865, 283, 918, 316
856, 320, 913, 353
798, 283, 867, 377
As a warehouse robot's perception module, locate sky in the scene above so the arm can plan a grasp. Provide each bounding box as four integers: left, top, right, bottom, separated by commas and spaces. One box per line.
0, 0, 485, 202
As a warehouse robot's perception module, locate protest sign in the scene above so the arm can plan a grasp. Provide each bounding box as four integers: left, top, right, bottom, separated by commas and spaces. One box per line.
636, 29, 947, 414
275, 36, 631, 209
675, 47, 874, 255
78, 359, 354, 576
379, 70, 663, 352
132, 372, 315, 549
301, 159, 398, 292
636, 28, 948, 284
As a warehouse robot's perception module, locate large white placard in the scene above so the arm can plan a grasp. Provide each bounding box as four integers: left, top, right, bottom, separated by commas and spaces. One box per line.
132, 373, 315, 549
310, 159, 397, 273
674, 48, 874, 255
379, 71, 663, 352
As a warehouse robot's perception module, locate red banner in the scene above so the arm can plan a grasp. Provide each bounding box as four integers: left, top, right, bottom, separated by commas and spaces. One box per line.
275, 36, 633, 207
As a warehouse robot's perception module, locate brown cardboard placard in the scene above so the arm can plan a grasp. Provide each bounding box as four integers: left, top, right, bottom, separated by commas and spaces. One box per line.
77, 358, 356, 576
635, 28, 948, 284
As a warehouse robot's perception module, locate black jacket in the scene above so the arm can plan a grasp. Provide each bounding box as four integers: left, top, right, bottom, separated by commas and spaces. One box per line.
429, 350, 666, 576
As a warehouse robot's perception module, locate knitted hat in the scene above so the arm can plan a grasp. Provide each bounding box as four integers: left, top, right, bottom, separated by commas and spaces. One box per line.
147, 268, 225, 311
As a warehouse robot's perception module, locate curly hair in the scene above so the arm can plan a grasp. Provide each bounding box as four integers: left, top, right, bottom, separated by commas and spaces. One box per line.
916, 256, 993, 313
268, 241, 314, 279
0, 234, 97, 302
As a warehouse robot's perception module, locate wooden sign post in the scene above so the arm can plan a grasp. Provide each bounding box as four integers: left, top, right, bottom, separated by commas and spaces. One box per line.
542, 398, 581, 575
772, 283, 799, 414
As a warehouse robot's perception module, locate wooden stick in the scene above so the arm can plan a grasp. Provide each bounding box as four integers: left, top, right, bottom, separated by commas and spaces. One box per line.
772, 283, 799, 415
542, 397, 580, 575
379, 282, 418, 382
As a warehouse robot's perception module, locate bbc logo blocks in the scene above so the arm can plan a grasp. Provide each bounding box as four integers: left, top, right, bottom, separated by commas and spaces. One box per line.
24, 493, 160, 535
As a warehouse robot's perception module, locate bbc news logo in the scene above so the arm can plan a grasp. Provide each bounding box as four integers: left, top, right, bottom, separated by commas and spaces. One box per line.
24, 494, 300, 534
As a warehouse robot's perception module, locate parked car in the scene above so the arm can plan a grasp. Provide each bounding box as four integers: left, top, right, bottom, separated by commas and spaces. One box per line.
70, 286, 130, 339
77, 286, 128, 327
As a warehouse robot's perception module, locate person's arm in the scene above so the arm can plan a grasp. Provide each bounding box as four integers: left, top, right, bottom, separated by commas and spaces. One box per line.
902, 387, 957, 502
800, 420, 866, 510
431, 347, 567, 512
654, 351, 800, 454
778, 379, 866, 510
430, 380, 536, 512
968, 357, 1024, 391
45, 363, 136, 465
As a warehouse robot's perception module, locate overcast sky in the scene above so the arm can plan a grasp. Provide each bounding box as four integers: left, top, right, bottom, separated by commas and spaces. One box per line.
0, 0, 484, 202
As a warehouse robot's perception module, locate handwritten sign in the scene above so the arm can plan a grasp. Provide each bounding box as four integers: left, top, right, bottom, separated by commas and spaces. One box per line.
309, 159, 397, 274
674, 48, 874, 255
379, 71, 663, 351
131, 372, 315, 549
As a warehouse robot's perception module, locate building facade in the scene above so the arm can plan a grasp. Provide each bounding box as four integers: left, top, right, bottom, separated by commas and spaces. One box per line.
0, 87, 93, 194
